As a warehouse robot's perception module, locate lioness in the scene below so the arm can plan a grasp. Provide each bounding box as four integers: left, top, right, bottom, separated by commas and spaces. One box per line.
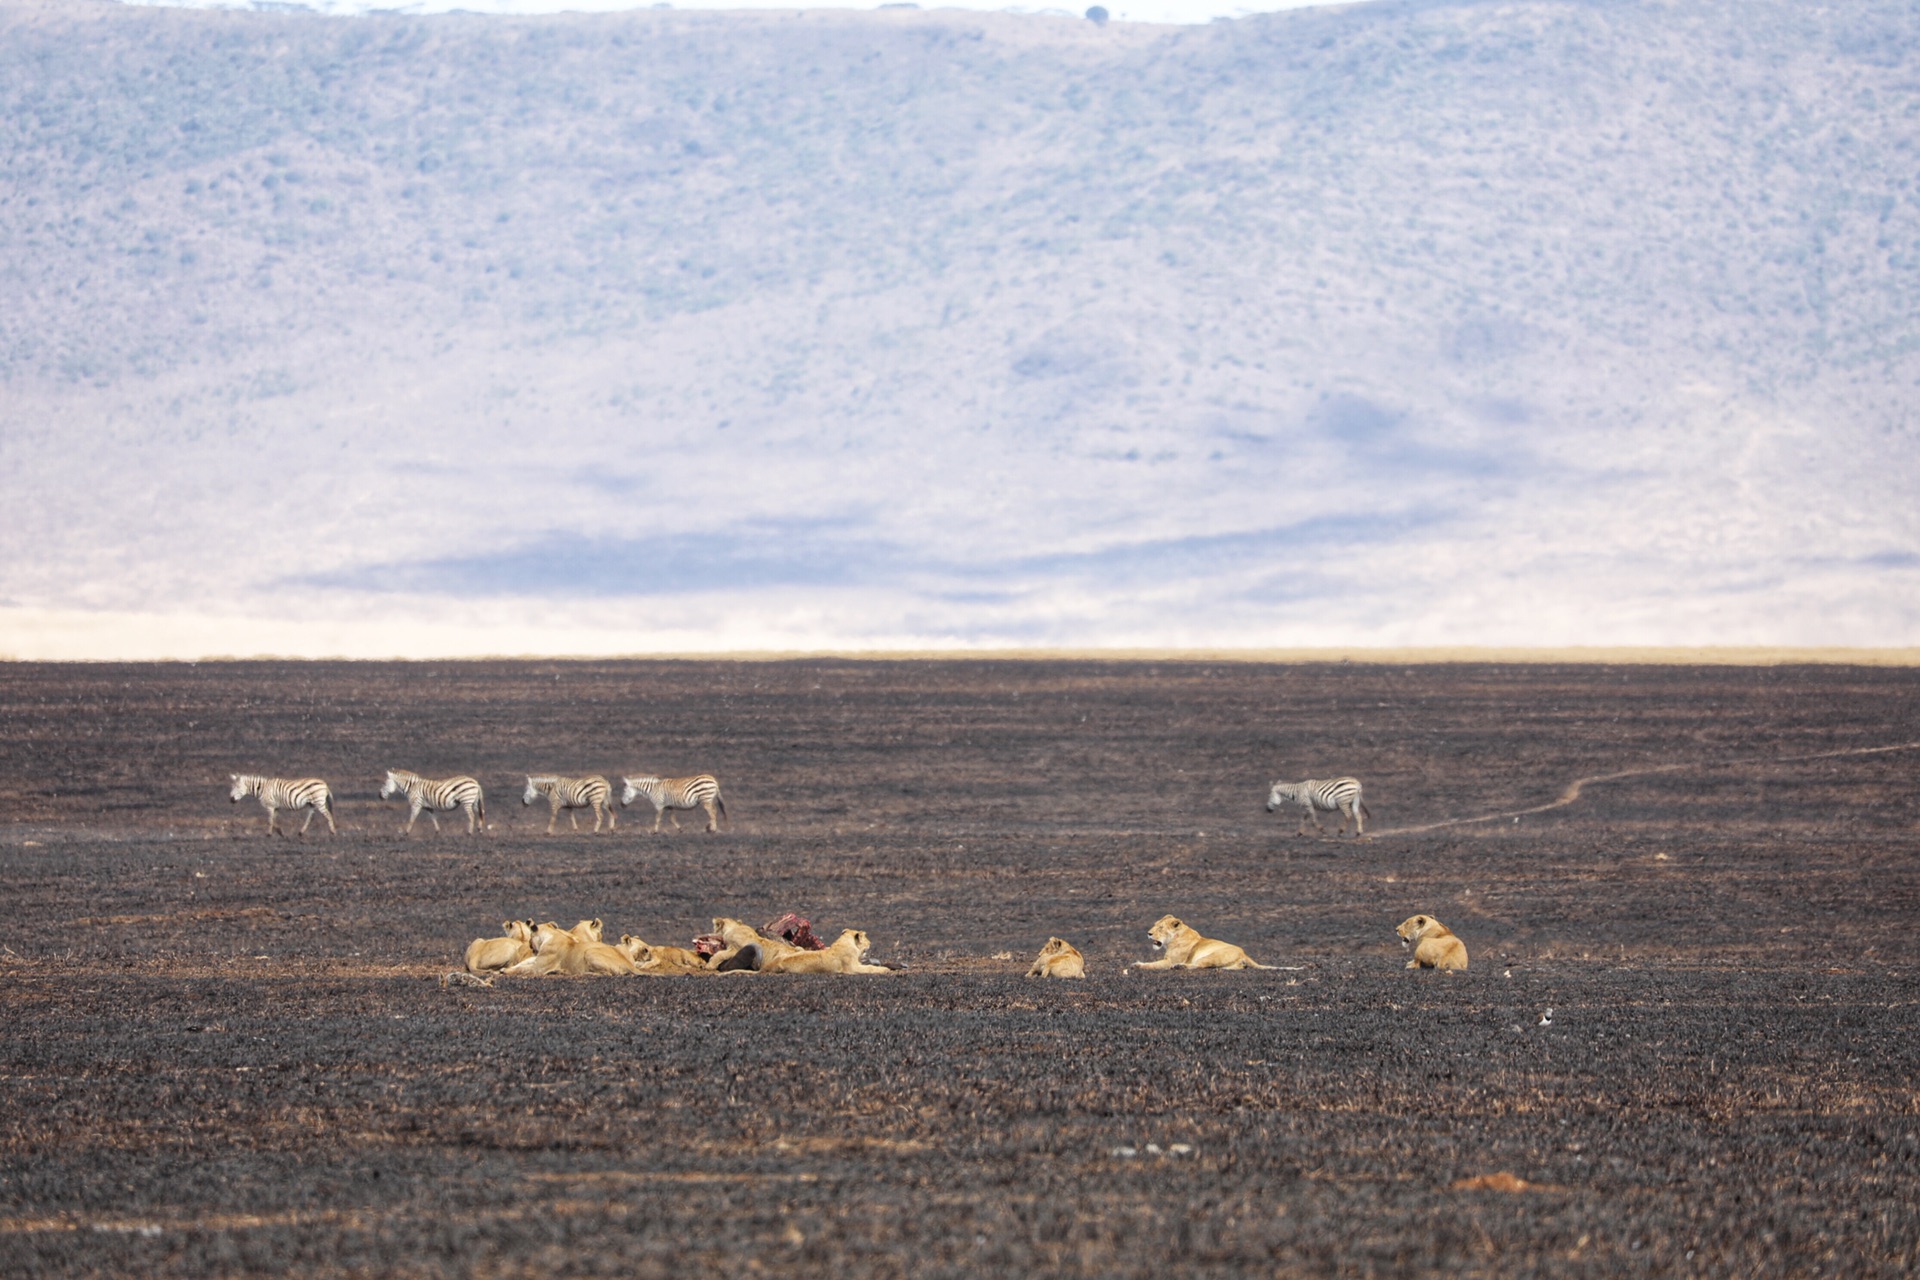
500, 921, 637, 976
1132, 915, 1273, 971
566, 918, 604, 944
464, 919, 536, 974
616, 934, 710, 973
1397, 915, 1468, 970
1027, 937, 1086, 979
758, 928, 896, 974
706, 916, 806, 971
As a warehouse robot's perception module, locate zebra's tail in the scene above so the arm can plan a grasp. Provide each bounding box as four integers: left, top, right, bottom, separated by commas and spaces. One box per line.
1360, 803, 1372, 821
477, 792, 487, 828
715, 793, 729, 829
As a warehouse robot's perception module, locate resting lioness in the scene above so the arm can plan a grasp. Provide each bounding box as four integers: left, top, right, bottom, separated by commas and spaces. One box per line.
464, 919, 536, 974
500, 921, 638, 976
1132, 915, 1273, 971
566, 918, 604, 943
1397, 914, 1469, 971
706, 916, 806, 971
616, 934, 710, 973
757, 928, 896, 974
1026, 937, 1086, 979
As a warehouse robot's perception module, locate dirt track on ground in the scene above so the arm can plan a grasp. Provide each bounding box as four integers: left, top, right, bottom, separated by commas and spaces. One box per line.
2, 659, 1918, 1276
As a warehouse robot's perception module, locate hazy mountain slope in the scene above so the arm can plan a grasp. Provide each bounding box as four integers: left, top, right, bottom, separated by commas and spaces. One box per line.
1, 0, 1915, 652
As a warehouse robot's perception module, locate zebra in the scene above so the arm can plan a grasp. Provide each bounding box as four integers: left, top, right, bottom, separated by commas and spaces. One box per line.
620, 774, 727, 833
522, 775, 616, 834
1266, 776, 1369, 836
380, 769, 485, 835
230, 774, 336, 837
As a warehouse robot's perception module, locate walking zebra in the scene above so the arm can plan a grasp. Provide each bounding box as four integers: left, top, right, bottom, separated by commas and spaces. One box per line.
522, 775, 616, 834
381, 769, 485, 835
1266, 776, 1369, 836
230, 774, 336, 837
620, 774, 727, 833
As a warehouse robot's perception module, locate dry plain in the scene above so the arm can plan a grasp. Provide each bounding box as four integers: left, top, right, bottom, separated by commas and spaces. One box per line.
1, 658, 1917, 1276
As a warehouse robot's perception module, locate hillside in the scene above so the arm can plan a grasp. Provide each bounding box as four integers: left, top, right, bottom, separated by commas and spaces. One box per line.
1, 0, 1916, 655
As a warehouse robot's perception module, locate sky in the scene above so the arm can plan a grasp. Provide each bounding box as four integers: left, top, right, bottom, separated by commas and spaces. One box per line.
127, 0, 1328, 29
7, 0, 1912, 658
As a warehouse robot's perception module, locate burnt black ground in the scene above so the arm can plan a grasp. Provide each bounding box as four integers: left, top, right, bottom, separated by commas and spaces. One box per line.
1, 659, 1918, 1277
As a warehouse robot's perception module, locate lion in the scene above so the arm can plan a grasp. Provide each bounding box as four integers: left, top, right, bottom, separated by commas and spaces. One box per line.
464, 919, 536, 974
565, 919, 604, 943
705, 916, 806, 971
757, 928, 896, 974
1131, 915, 1273, 971
1026, 937, 1086, 979
1397, 915, 1468, 971
616, 935, 710, 973
500, 921, 637, 976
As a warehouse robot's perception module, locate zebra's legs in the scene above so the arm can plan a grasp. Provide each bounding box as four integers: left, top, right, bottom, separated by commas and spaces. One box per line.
299, 806, 317, 835
320, 803, 336, 835
265, 805, 280, 836
702, 799, 718, 833
404, 800, 422, 835
668, 810, 682, 833
546, 798, 561, 835
464, 803, 479, 834
569, 810, 581, 832
428, 810, 441, 833
651, 806, 665, 834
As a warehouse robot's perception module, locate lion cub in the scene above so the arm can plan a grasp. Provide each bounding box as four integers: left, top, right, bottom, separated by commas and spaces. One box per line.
1026, 937, 1086, 979
1132, 915, 1274, 971
464, 919, 536, 974
616, 935, 709, 973
1397, 915, 1468, 971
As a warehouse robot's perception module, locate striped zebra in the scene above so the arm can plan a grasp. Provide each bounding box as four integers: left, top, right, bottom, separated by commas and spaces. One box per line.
1266, 776, 1369, 837
522, 775, 616, 834
229, 774, 336, 837
620, 774, 727, 833
381, 769, 485, 835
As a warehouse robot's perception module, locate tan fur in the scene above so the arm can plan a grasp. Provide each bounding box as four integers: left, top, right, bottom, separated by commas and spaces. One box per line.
706, 916, 805, 970
1026, 937, 1086, 979
616, 935, 710, 973
500, 920, 637, 976
1132, 915, 1273, 971
1397, 915, 1469, 971
757, 928, 895, 974
464, 919, 535, 974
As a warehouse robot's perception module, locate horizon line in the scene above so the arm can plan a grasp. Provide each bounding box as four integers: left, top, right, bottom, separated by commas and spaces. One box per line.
8, 646, 1920, 666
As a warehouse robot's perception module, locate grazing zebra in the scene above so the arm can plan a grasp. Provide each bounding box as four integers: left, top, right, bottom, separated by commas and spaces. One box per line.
1266, 776, 1369, 836
522, 775, 615, 834
380, 769, 485, 835
229, 774, 336, 837
620, 774, 727, 833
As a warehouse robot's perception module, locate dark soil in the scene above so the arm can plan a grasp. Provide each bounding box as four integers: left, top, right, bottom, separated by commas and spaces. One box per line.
2, 659, 1918, 1277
